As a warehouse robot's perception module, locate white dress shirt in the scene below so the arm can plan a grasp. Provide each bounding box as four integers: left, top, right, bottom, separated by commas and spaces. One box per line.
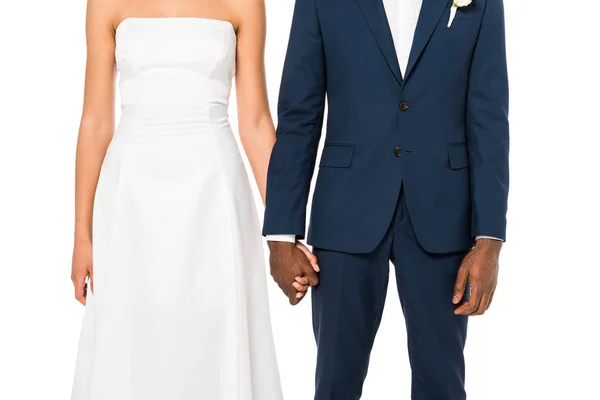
267, 0, 500, 243
384, 0, 423, 77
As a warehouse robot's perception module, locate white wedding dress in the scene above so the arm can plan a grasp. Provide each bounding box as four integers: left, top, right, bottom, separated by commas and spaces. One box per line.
71, 18, 282, 400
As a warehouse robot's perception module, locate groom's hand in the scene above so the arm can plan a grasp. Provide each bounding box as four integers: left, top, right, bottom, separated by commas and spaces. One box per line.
268, 241, 320, 305
453, 239, 502, 316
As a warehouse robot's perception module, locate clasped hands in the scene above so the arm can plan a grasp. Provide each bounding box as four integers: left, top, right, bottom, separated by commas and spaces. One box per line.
267, 241, 320, 305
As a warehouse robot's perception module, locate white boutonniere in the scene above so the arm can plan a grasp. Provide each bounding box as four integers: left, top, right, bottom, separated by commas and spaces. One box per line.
447, 0, 472, 28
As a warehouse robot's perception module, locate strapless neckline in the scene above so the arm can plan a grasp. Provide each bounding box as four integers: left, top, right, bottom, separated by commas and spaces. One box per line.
115, 17, 236, 36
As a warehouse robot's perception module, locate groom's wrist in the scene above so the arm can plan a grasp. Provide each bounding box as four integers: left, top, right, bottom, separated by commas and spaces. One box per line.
473, 237, 503, 253
267, 240, 297, 257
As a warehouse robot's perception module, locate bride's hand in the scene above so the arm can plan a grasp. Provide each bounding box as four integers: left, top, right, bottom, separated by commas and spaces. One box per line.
71, 240, 93, 305
293, 242, 319, 298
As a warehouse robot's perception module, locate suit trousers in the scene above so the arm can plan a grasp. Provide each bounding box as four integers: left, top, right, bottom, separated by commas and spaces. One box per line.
312, 189, 469, 400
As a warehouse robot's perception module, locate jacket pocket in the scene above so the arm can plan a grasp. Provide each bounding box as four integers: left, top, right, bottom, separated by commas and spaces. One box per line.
447, 143, 470, 170
319, 144, 355, 168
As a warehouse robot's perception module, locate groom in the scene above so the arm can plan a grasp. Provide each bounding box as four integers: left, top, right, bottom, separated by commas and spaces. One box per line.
264, 0, 509, 398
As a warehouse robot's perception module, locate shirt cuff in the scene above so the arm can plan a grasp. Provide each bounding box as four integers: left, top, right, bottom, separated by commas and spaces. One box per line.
475, 236, 503, 241
266, 234, 296, 243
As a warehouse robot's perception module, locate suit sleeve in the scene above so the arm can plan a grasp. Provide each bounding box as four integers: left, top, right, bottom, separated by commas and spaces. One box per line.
466, 0, 510, 241
262, 0, 326, 238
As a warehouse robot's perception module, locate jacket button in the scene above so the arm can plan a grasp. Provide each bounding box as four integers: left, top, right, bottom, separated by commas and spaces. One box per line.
399, 101, 409, 111
394, 146, 402, 157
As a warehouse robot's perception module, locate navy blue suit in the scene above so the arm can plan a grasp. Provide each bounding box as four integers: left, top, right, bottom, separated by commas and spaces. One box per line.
264, 0, 509, 397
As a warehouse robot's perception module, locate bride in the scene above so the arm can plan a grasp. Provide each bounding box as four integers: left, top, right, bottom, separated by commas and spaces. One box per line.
69, 0, 316, 398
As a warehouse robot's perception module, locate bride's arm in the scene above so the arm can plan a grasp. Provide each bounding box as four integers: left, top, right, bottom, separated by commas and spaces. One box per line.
234, 0, 275, 205
71, 0, 117, 305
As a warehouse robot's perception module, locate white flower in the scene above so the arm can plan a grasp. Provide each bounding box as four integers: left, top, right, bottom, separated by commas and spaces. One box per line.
448, 0, 473, 28
454, 0, 472, 7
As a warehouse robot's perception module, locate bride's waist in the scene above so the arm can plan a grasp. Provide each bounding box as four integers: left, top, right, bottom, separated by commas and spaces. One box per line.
118, 104, 231, 134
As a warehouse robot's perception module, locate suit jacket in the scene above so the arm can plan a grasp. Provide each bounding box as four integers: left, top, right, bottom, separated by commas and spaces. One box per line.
263, 0, 509, 254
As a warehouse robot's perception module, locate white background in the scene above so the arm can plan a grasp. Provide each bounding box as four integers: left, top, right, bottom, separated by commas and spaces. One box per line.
1, 0, 599, 399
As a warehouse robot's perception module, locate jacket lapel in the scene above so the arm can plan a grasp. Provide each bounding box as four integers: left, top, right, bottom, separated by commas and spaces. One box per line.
354, 0, 403, 86
404, 0, 450, 81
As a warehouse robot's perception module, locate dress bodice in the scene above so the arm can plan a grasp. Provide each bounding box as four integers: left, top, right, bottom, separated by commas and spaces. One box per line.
115, 18, 236, 121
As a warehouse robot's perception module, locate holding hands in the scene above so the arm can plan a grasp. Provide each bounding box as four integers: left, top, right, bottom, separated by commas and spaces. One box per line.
268, 241, 320, 305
